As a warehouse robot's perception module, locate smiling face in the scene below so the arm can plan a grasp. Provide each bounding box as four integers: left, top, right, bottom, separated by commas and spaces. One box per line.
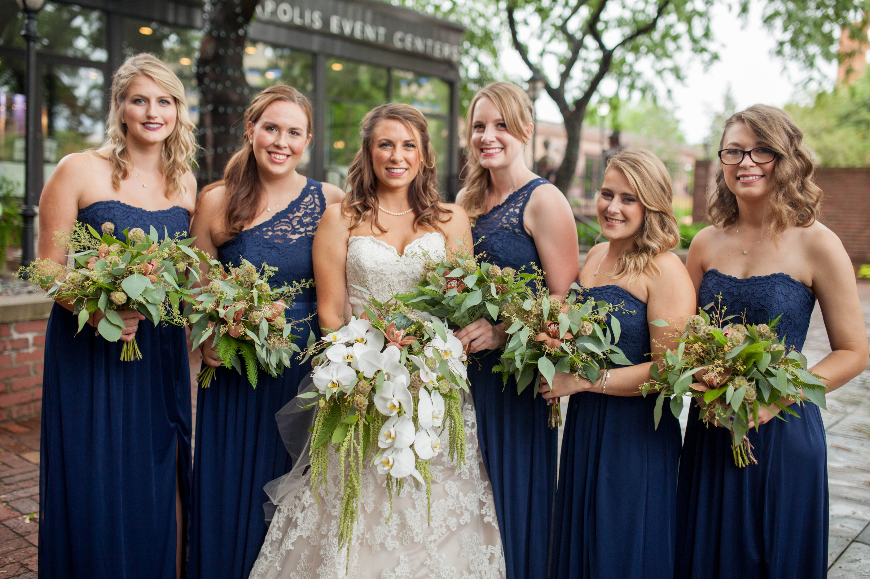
598, 167, 645, 243
370, 119, 421, 194
119, 75, 177, 146
247, 100, 312, 180
469, 96, 528, 171
720, 121, 777, 202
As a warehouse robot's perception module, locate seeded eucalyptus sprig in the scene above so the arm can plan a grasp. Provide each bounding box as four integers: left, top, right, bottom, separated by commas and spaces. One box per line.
641, 298, 828, 467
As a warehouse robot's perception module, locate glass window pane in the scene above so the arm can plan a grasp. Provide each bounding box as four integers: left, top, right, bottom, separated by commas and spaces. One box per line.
43, 64, 105, 176
325, 101, 369, 189
244, 43, 313, 94
391, 70, 449, 115
0, 56, 26, 196
427, 116, 448, 194
327, 58, 387, 103
0, 5, 106, 62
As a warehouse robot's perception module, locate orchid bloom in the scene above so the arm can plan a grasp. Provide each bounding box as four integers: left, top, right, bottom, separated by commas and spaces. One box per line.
417, 388, 445, 430
345, 318, 385, 351
383, 323, 417, 350
326, 343, 362, 369
377, 414, 415, 449
373, 374, 413, 416
425, 333, 468, 380
413, 428, 441, 460
409, 355, 438, 389
376, 446, 423, 482
312, 362, 357, 398
322, 327, 349, 344
358, 346, 409, 383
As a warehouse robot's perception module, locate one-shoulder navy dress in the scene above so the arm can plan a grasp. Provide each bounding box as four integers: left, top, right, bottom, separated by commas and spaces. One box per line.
39, 201, 192, 579
675, 269, 826, 579
188, 179, 325, 579
469, 178, 557, 579
550, 285, 681, 579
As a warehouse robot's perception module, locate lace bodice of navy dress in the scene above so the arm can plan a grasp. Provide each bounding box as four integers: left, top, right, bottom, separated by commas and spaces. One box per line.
79, 199, 190, 241
585, 285, 648, 366
699, 269, 815, 350
471, 178, 548, 272
217, 178, 324, 301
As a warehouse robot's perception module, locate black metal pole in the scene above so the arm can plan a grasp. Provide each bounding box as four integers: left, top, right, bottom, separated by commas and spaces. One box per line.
532, 117, 537, 174
20, 8, 40, 266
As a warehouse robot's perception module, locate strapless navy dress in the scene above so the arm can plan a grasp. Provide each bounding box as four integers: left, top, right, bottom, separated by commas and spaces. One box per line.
188, 179, 325, 579
469, 178, 557, 579
39, 201, 192, 578
550, 285, 681, 579
675, 269, 826, 579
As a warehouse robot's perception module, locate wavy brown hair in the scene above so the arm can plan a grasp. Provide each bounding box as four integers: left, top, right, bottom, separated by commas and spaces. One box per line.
97, 53, 197, 198
203, 85, 313, 236
343, 103, 451, 233
460, 82, 534, 221
604, 149, 680, 283
707, 104, 822, 242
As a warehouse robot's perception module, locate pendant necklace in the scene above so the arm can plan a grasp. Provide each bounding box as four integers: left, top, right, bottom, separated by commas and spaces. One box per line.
265, 172, 299, 213
132, 171, 148, 188
378, 204, 413, 216
735, 228, 762, 256
593, 250, 609, 276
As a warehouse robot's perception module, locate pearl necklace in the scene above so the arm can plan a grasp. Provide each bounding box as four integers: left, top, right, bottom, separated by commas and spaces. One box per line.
378, 204, 413, 216
132, 172, 148, 188
264, 173, 299, 213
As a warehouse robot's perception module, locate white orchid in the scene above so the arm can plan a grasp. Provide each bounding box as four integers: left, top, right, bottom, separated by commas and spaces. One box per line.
322, 326, 349, 344
417, 388, 445, 430
409, 354, 438, 389
358, 346, 410, 383
312, 362, 358, 398
376, 446, 423, 482
373, 374, 413, 416
377, 414, 415, 449
413, 427, 441, 460
345, 317, 385, 351
425, 333, 468, 381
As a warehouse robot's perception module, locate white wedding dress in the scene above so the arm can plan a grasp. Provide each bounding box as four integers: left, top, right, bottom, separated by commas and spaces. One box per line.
249, 232, 506, 579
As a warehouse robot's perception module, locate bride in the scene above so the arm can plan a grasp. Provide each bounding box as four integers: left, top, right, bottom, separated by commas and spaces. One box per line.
249, 103, 506, 578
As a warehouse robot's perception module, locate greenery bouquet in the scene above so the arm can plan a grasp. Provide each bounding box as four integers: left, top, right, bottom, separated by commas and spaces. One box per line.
497, 281, 631, 427
298, 298, 468, 551
641, 302, 828, 467
185, 258, 308, 388
18, 221, 204, 361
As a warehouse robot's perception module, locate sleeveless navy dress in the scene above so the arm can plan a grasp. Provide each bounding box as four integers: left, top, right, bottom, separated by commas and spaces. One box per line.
188, 179, 325, 579
675, 269, 826, 579
469, 178, 557, 579
39, 201, 192, 579
550, 285, 681, 579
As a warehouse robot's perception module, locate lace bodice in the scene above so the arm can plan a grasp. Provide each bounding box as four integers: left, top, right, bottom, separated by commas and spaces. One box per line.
585, 285, 649, 366
78, 200, 190, 241
346, 232, 446, 314
218, 179, 325, 302
699, 269, 816, 351
471, 178, 548, 272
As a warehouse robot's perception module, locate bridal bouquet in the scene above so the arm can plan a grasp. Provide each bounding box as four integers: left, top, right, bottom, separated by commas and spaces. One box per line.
298, 298, 468, 549
18, 221, 204, 360
497, 281, 631, 427
394, 248, 537, 327
185, 258, 308, 388
641, 302, 827, 467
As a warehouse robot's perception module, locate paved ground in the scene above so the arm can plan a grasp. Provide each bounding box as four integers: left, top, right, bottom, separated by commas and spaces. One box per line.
0, 282, 867, 576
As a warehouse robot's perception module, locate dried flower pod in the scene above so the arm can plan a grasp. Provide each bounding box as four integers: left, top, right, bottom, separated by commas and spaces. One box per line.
770, 343, 785, 351
249, 310, 264, 325
487, 264, 502, 278
463, 259, 477, 271
207, 281, 222, 294
110, 291, 128, 306
67, 271, 84, 285
174, 262, 186, 273
688, 315, 705, 331
438, 379, 451, 395
502, 267, 516, 278
270, 316, 286, 330
744, 384, 757, 403
356, 379, 372, 397
353, 394, 369, 412
731, 376, 750, 389
408, 373, 423, 395
257, 282, 271, 294
108, 243, 122, 254
579, 321, 594, 336
101, 222, 115, 235
106, 256, 122, 269
755, 324, 772, 339
698, 326, 716, 342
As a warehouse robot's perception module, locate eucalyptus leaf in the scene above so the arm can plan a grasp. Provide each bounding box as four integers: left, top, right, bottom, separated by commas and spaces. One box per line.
538, 356, 556, 387
97, 317, 123, 342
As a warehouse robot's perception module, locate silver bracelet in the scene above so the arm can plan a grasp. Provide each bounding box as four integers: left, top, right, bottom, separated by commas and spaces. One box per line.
600, 371, 610, 394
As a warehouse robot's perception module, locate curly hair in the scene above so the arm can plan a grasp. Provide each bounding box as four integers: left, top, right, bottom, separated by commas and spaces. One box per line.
203, 85, 313, 236
603, 149, 680, 283
343, 103, 451, 234
459, 82, 534, 221
97, 53, 197, 198
707, 104, 822, 242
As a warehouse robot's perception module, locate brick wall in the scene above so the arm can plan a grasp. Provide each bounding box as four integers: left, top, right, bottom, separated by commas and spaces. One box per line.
0, 296, 52, 423
691, 163, 870, 266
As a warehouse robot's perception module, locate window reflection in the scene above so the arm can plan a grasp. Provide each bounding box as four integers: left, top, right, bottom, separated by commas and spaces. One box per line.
0, 4, 106, 62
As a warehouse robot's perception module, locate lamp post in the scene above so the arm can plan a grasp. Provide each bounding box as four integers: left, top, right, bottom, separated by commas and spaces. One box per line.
16, 0, 46, 266
526, 71, 545, 172
597, 101, 610, 186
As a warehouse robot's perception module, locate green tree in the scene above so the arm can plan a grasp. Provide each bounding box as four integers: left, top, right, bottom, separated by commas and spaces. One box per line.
786, 73, 870, 167
615, 98, 686, 161
502, 0, 869, 195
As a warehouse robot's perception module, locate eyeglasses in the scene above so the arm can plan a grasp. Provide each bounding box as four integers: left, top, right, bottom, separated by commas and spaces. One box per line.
718, 147, 777, 165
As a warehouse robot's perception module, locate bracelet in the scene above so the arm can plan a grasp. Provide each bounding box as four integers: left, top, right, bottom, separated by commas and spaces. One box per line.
600, 371, 610, 394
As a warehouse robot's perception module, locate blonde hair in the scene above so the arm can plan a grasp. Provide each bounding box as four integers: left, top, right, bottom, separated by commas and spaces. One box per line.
343, 103, 451, 234
707, 104, 822, 242
97, 53, 197, 198
459, 82, 534, 220
603, 149, 680, 283
201, 85, 313, 236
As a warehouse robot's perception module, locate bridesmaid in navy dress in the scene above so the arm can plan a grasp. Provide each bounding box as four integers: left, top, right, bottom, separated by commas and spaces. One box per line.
37, 54, 198, 578
539, 149, 696, 578
455, 82, 579, 579
676, 105, 869, 578
187, 86, 342, 579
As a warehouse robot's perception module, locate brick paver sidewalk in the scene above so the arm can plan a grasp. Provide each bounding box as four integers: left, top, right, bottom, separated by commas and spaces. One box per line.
0, 418, 40, 577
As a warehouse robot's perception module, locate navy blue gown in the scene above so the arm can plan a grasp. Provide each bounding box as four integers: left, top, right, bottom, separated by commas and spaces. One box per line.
675, 269, 826, 579
39, 201, 192, 579
469, 178, 557, 579
550, 285, 681, 579
188, 179, 325, 579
